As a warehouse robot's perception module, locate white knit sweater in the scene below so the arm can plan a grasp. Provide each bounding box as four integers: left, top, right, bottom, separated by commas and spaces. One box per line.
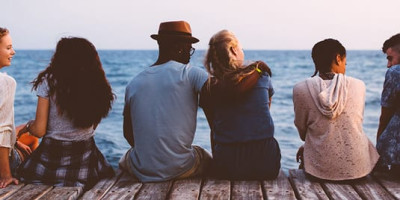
0, 72, 16, 153
293, 74, 379, 180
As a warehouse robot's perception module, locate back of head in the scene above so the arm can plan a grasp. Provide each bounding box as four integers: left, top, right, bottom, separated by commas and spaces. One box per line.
0, 27, 9, 43
152, 21, 198, 65
382, 33, 400, 53
52, 38, 100, 76
205, 30, 240, 80
33, 37, 114, 128
311, 38, 346, 77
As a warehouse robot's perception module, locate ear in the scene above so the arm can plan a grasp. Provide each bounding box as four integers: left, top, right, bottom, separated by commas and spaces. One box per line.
230, 46, 238, 56
335, 54, 341, 65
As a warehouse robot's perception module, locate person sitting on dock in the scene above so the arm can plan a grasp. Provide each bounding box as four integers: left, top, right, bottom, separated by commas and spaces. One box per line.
200, 30, 281, 180
0, 27, 39, 188
376, 33, 400, 176
17, 37, 115, 189
119, 21, 262, 182
119, 21, 213, 182
293, 39, 379, 181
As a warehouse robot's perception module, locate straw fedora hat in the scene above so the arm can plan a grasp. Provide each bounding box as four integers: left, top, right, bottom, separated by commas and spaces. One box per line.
151, 21, 199, 43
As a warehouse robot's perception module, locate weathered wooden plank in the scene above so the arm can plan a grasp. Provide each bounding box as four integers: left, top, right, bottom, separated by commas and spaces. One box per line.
288, 169, 328, 200
263, 170, 296, 200
374, 172, 400, 199
0, 184, 24, 200
199, 179, 230, 200
232, 180, 263, 200
168, 178, 202, 200
38, 186, 83, 200
80, 175, 120, 200
321, 182, 361, 200
352, 176, 395, 200
5, 184, 52, 200
100, 173, 142, 200
135, 181, 172, 200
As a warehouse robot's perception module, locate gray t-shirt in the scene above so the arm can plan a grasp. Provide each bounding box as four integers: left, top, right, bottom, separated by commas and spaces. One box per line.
37, 79, 95, 141
124, 61, 208, 182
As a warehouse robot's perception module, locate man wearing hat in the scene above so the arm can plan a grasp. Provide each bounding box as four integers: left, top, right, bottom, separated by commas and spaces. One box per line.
119, 21, 212, 182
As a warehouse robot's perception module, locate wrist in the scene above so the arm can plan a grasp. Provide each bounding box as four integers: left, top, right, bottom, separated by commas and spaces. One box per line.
25, 120, 35, 137
255, 66, 262, 74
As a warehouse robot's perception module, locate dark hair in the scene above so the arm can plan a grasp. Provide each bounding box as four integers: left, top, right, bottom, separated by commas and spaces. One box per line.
382, 33, 400, 53
32, 37, 115, 128
311, 39, 346, 77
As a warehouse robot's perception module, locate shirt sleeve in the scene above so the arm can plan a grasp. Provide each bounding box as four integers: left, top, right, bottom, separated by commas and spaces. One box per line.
267, 75, 275, 98
293, 82, 308, 140
0, 75, 16, 148
188, 65, 208, 93
36, 79, 50, 99
381, 68, 400, 108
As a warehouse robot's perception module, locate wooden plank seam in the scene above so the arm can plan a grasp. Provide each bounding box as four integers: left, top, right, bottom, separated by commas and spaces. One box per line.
371, 175, 399, 200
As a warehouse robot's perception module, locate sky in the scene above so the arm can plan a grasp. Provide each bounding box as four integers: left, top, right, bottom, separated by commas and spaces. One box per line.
3, 0, 399, 50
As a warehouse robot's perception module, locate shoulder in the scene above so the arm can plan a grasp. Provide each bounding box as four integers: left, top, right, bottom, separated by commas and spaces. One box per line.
0, 73, 16, 88
186, 64, 207, 75
345, 76, 365, 87
344, 76, 366, 94
387, 65, 400, 77
186, 64, 208, 80
293, 79, 308, 92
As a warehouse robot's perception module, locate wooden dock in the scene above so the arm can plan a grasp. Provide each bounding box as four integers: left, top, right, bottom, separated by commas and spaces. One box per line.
0, 169, 399, 200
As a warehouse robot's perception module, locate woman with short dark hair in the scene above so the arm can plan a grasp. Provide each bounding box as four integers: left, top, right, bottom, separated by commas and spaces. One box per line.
293, 39, 379, 180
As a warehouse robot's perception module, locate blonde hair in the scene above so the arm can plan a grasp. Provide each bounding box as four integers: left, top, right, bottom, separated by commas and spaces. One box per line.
0, 28, 9, 43
205, 30, 254, 84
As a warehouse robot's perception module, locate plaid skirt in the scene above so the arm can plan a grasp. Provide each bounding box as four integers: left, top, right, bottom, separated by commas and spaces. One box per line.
18, 137, 114, 188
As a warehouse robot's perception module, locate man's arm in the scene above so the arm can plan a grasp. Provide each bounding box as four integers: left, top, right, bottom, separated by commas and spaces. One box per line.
123, 104, 134, 147
377, 106, 395, 142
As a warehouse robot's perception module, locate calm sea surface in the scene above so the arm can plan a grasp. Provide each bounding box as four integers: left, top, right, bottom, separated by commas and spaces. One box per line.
4, 50, 387, 171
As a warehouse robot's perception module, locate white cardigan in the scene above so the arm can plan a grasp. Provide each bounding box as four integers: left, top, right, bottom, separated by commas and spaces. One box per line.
0, 72, 16, 154
293, 74, 379, 180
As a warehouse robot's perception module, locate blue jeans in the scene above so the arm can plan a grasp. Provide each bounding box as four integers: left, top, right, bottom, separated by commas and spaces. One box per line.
9, 148, 22, 177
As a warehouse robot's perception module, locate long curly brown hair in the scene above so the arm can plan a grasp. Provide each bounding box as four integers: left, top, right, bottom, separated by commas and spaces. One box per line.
32, 37, 115, 128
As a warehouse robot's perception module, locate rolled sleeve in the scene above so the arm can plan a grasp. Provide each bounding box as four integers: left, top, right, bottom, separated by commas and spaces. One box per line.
188, 65, 208, 93
0, 131, 13, 148
0, 73, 16, 149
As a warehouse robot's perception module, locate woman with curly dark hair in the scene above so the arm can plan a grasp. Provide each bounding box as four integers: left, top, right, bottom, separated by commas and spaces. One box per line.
17, 37, 115, 188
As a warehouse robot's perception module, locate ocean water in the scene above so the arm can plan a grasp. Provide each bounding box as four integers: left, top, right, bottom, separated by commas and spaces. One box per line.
4, 50, 388, 171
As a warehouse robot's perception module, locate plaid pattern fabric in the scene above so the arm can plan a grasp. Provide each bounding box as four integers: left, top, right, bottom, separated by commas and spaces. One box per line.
18, 137, 114, 188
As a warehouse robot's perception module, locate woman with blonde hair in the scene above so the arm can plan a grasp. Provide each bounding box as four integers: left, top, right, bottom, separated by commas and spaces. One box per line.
0, 28, 38, 188
200, 30, 281, 180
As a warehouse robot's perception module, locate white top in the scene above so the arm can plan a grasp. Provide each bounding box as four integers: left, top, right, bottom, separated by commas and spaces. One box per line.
293, 74, 379, 180
0, 72, 16, 153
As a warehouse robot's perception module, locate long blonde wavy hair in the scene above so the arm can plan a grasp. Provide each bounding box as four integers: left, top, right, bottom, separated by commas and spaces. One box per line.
204, 30, 255, 84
